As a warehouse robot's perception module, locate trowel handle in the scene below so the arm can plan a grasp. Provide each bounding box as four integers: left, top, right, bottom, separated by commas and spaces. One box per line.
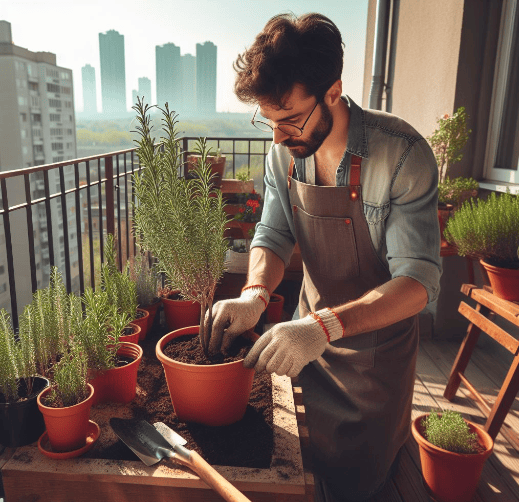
174, 449, 251, 502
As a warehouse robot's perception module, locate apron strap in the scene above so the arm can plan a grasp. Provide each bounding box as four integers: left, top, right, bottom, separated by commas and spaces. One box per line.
350, 155, 362, 201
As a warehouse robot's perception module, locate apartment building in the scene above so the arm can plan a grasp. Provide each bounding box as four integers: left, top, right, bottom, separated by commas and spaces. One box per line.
0, 20, 79, 312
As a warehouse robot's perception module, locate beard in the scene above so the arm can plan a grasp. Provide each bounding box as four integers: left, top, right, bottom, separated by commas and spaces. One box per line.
282, 102, 333, 159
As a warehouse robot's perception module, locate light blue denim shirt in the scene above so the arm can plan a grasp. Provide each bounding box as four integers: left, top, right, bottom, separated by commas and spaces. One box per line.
251, 95, 442, 304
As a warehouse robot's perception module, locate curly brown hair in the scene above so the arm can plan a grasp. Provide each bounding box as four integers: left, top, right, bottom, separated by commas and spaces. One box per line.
234, 13, 344, 108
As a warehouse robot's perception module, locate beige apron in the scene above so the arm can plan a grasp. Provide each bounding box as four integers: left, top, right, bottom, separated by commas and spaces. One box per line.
288, 156, 418, 501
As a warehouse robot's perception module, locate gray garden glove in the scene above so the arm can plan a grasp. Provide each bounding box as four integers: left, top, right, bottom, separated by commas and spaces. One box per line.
207, 286, 270, 356
243, 308, 345, 377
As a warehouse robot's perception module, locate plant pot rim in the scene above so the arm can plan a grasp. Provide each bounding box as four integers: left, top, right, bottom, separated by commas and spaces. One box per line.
411, 414, 493, 458
37, 383, 94, 412
156, 326, 258, 369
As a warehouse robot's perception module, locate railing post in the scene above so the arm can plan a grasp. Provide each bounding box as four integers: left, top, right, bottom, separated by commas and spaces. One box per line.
105, 155, 115, 237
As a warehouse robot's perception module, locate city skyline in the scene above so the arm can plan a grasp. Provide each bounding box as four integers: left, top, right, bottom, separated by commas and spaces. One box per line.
1, 0, 369, 114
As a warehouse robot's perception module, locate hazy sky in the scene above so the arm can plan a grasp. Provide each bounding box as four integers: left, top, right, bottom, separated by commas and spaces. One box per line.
2, 0, 369, 114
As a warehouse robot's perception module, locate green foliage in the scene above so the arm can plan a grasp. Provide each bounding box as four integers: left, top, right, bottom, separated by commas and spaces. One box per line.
422, 410, 478, 454
79, 287, 128, 372
101, 234, 138, 321
428, 107, 472, 183
0, 309, 20, 402
129, 251, 160, 307
132, 97, 229, 353
48, 339, 89, 408
438, 176, 479, 206
445, 191, 519, 268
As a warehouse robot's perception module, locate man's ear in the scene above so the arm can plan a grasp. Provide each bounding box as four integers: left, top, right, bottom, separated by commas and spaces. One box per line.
325, 80, 342, 107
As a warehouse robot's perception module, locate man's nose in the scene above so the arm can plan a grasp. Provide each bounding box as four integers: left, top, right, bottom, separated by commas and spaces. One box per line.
272, 127, 290, 144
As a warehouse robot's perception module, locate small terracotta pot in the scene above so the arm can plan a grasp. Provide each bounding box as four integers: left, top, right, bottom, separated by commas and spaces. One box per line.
162, 294, 201, 331
131, 308, 149, 341
141, 299, 161, 333
266, 293, 285, 324
412, 414, 493, 502
156, 326, 257, 426
89, 342, 143, 405
119, 322, 140, 344
480, 260, 519, 302
37, 383, 94, 453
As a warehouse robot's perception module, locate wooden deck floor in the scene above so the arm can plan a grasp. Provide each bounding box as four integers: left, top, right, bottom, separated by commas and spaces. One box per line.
371, 336, 519, 502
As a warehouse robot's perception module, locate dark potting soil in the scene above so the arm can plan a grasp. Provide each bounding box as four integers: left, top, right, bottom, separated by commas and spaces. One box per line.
162, 333, 252, 365
86, 325, 274, 468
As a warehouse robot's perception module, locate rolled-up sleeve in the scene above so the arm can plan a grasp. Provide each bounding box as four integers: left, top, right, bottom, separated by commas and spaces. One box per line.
386, 138, 442, 303
250, 146, 296, 267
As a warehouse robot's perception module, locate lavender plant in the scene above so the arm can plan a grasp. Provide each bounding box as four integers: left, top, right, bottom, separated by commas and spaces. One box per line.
132, 98, 229, 355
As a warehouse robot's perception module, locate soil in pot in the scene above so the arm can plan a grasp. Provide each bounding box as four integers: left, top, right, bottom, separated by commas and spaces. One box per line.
85, 325, 274, 469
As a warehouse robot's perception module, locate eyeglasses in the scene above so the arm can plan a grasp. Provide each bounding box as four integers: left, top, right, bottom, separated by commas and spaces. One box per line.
251, 100, 320, 137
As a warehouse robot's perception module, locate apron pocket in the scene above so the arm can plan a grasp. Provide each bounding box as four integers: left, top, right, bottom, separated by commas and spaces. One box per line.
293, 205, 360, 280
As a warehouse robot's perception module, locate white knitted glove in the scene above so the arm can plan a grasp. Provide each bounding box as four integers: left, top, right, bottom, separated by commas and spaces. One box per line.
206, 286, 270, 356
243, 308, 345, 377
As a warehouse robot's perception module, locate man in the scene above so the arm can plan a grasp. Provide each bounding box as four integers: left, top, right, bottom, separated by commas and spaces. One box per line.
205, 12, 441, 502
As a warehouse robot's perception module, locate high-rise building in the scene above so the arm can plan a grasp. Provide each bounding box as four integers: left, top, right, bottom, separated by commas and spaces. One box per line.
99, 30, 126, 115
0, 20, 79, 311
81, 64, 97, 115
156, 43, 181, 111
196, 41, 217, 115
138, 77, 152, 106
181, 54, 196, 115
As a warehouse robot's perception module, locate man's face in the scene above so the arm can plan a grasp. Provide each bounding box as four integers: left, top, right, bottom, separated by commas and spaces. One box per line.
258, 85, 334, 159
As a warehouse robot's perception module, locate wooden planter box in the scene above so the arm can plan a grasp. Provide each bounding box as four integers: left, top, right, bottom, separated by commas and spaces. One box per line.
1, 374, 313, 502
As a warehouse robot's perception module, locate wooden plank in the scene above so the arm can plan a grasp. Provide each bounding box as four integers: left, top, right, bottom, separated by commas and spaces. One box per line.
458, 302, 519, 354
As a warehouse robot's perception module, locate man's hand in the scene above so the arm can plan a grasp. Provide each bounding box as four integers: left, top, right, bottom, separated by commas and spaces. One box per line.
243, 312, 339, 377
206, 286, 269, 356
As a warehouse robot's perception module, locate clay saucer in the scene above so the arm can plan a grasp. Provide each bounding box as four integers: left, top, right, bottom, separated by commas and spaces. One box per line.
38, 420, 100, 460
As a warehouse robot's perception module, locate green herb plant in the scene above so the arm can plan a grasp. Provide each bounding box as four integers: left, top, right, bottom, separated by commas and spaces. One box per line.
132, 97, 229, 355
422, 410, 479, 454
445, 191, 519, 269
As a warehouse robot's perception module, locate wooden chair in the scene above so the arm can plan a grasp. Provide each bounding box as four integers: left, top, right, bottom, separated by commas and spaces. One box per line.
444, 284, 519, 447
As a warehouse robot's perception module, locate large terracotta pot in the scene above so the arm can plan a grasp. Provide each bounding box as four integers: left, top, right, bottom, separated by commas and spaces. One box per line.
37, 383, 95, 453
162, 294, 202, 331
156, 326, 257, 426
88, 342, 143, 405
266, 293, 285, 324
412, 414, 493, 502
480, 260, 519, 302
141, 299, 161, 333
0, 376, 49, 447
131, 308, 149, 341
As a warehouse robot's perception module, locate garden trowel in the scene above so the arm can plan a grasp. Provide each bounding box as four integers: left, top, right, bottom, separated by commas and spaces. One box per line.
109, 418, 251, 502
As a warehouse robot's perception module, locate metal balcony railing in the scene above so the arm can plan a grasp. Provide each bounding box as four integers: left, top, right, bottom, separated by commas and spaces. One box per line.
0, 136, 271, 328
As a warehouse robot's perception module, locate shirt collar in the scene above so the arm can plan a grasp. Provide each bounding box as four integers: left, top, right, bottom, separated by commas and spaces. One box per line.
343, 95, 369, 159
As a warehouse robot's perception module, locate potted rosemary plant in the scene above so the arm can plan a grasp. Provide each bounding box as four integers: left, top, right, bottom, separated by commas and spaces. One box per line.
445, 191, 519, 301
0, 309, 49, 447
101, 234, 148, 341
132, 98, 257, 426
412, 410, 493, 502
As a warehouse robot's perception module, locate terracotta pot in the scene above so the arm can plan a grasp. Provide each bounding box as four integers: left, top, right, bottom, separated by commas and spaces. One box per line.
411, 414, 493, 502
162, 294, 202, 331
141, 299, 161, 333
0, 376, 49, 447
88, 342, 143, 405
480, 260, 519, 302
187, 154, 226, 187
119, 322, 140, 344
131, 308, 149, 341
266, 293, 285, 324
156, 326, 257, 426
438, 203, 454, 246
37, 383, 94, 453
